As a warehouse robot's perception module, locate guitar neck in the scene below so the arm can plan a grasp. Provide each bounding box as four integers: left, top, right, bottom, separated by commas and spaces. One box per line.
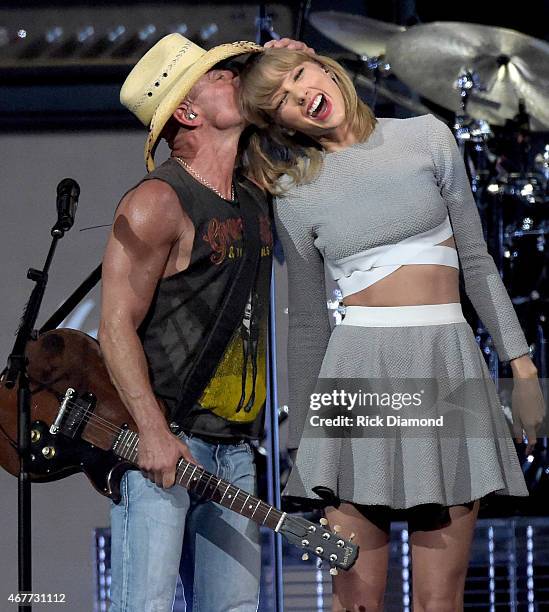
113, 429, 284, 531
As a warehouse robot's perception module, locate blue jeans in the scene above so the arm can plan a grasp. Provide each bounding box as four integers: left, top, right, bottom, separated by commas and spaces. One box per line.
109, 432, 261, 612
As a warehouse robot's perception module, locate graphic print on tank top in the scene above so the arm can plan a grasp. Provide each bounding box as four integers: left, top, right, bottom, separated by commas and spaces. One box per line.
136, 160, 273, 438
197, 213, 272, 423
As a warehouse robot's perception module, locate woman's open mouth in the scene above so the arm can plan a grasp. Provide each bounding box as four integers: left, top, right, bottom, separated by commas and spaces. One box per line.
307, 93, 331, 121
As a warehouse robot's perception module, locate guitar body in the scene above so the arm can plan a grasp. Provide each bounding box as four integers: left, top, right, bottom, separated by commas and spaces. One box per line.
0, 329, 360, 570
0, 329, 136, 501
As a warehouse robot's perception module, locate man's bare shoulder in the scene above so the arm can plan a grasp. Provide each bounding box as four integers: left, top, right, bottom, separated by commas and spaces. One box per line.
115, 179, 190, 246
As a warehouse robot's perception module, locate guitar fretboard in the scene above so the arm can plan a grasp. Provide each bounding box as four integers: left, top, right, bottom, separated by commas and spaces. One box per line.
113, 428, 283, 531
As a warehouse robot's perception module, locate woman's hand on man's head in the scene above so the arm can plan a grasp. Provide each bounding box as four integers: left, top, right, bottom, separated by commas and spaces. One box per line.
263, 38, 315, 55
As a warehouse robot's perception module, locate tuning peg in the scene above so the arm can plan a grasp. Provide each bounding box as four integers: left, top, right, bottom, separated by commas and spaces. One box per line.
329, 567, 339, 576
301, 553, 309, 561
333, 524, 341, 533
319, 518, 328, 526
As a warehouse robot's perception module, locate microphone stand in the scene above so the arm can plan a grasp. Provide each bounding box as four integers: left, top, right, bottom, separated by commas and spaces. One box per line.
4, 209, 73, 612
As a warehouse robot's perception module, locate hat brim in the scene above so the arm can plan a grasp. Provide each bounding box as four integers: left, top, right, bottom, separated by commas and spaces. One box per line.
145, 41, 262, 171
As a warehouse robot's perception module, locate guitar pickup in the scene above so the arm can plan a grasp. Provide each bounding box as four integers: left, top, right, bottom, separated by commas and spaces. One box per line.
50, 387, 95, 438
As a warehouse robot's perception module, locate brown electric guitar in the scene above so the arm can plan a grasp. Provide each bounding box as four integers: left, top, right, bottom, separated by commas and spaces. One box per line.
0, 328, 358, 573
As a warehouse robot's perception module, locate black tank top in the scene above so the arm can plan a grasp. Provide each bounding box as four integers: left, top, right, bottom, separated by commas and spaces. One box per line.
136, 158, 272, 440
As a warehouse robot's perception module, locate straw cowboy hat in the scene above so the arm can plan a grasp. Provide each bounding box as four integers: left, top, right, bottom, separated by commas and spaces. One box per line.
120, 33, 262, 171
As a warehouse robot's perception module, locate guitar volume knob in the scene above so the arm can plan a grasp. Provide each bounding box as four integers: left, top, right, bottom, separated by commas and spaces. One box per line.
42, 446, 56, 459
301, 539, 309, 547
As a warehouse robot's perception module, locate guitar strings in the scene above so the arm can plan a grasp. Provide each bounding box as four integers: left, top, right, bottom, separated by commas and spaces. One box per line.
50, 398, 350, 559
60, 401, 316, 527
57, 400, 288, 516
3, 382, 351, 562
61, 398, 124, 434
80, 414, 295, 529
60, 401, 277, 513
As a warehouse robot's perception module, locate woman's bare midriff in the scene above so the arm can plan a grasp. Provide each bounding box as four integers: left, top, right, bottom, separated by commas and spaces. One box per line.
343, 237, 460, 307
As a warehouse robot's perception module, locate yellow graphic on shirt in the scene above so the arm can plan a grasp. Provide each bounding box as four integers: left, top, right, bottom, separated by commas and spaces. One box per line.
198, 290, 267, 422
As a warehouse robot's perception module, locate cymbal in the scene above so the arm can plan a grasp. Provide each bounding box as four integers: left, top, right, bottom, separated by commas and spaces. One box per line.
385, 21, 549, 129
309, 11, 405, 58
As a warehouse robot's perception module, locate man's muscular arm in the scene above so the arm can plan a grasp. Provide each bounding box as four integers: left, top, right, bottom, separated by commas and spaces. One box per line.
98, 179, 199, 489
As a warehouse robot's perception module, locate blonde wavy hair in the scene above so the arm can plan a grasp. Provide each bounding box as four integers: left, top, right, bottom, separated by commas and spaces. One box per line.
238, 48, 377, 195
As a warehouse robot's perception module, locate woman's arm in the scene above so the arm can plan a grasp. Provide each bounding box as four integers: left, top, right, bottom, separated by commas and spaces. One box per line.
427, 116, 546, 451
427, 114, 532, 365
274, 195, 332, 450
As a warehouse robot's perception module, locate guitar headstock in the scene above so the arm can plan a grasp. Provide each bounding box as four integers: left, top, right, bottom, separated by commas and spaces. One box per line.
278, 514, 358, 573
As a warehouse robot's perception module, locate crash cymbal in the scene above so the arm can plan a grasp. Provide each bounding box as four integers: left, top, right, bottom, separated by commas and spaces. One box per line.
385, 21, 549, 129
309, 11, 405, 58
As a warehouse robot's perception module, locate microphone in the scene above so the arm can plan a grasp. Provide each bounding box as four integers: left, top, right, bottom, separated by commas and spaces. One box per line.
52, 178, 80, 237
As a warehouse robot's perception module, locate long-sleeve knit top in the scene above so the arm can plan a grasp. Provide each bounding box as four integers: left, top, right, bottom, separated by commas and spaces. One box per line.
274, 114, 530, 449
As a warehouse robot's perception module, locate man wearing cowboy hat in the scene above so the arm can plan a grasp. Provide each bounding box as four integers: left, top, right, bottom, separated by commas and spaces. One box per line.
98, 33, 311, 612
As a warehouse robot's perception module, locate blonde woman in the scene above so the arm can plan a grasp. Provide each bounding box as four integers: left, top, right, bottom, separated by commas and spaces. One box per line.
239, 48, 545, 612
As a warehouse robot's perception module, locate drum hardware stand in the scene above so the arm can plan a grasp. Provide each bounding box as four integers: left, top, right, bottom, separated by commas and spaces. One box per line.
455, 70, 478, 107
535, 145, 549, 180
453, 70, 496, 214
3, 180, 79, 612
453, 70, 489, 154
362, 55, 392, 113
295, 0, 313, 40
338, 55, 392, 113
256, 4, 281, 44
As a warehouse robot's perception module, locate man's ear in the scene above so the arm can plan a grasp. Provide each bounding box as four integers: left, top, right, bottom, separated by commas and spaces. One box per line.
173, 102, 202, 128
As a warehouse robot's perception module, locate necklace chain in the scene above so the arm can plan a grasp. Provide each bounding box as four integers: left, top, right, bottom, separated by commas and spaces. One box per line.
174, 157, 235, 202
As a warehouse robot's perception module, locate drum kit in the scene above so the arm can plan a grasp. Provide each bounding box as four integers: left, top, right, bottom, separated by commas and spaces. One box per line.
311, 11, 549, 380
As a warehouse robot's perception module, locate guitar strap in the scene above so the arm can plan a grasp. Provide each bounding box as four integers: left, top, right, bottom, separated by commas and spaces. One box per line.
172, 179, 264, 420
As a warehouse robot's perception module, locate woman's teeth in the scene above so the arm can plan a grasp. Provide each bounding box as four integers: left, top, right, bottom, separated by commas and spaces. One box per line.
308, 94, 323, 117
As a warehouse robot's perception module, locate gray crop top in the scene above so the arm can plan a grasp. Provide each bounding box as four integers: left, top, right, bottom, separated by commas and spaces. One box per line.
274, 113, 531, 449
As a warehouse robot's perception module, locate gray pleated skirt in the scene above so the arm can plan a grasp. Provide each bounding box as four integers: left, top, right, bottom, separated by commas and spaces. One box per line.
283, 303, 529, 510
